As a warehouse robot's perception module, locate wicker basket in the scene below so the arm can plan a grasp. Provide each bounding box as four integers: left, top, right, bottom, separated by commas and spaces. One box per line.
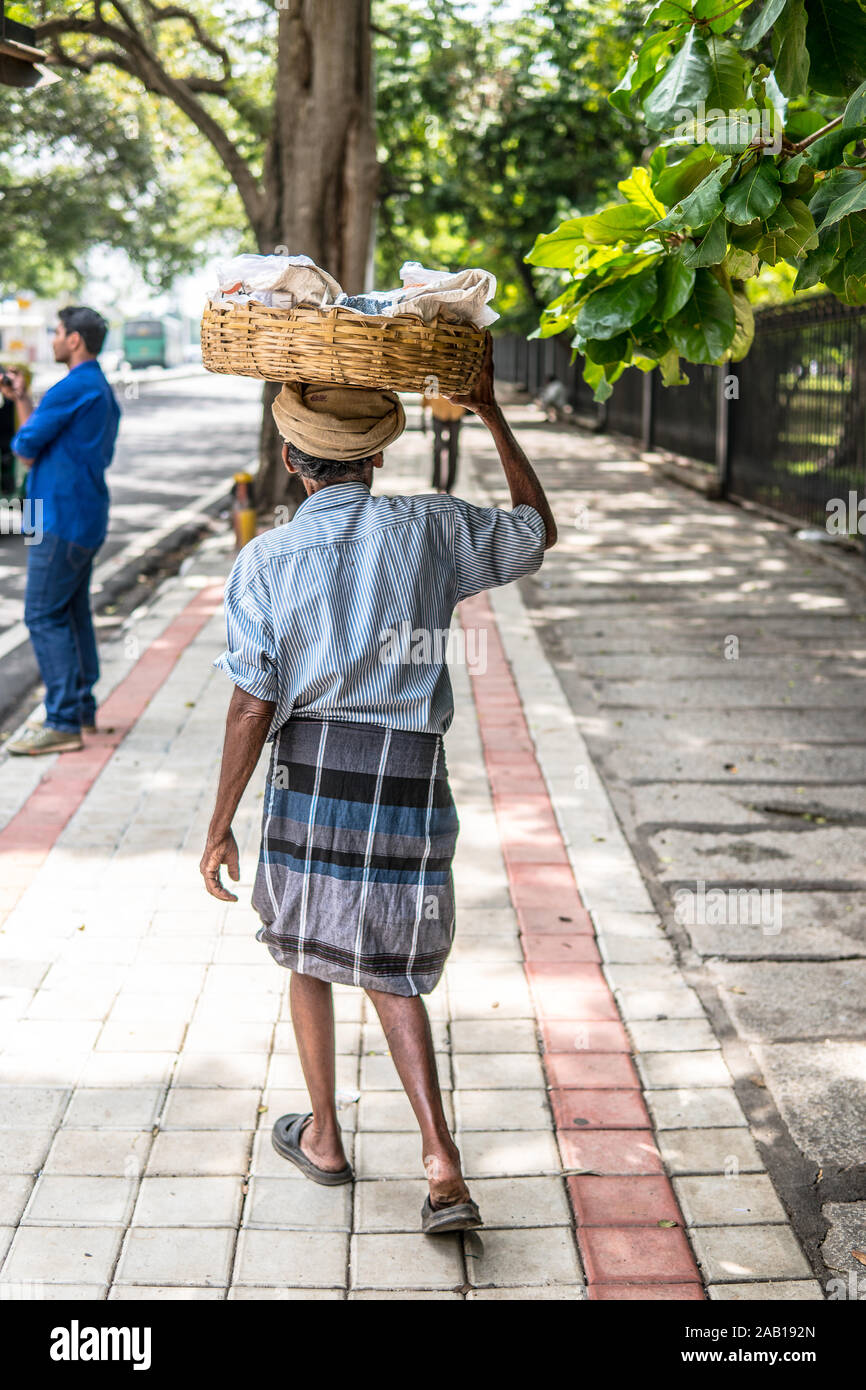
200, 300, 486, 393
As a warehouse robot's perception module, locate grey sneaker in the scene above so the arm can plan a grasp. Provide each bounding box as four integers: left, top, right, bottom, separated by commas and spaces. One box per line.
6, 726, 83, 756
26, 713, 95, 734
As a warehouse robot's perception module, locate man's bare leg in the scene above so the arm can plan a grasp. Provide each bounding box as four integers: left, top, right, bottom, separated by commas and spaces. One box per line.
288, 971, 348, 1171
365, 987, 470, 1208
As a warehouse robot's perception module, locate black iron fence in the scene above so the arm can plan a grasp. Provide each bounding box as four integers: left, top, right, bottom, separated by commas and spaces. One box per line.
494, 294, 866, 539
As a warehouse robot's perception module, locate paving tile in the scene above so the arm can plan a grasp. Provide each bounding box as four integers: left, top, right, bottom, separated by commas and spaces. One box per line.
656, 1128, 765, 1176
451, 1053, 545, 1090
259, 1089, 357, 1134
1, 1225, 123, 1285
0, 1086, 69, 1129
96, 1021, 187, 1052
556, 1130, 665, 1176
350, 1232, 463, 1290
116, 1227, 235, 1287
646, 1088, 748, 1131
43, 1130, 152, 1178
580, 1225, 699, 1284
132, 1176, 243, 1227
690, 1226, 813, 1283
354, 1132, 422, 1180
25, 1176, 137, 1226
627, 1020, 720, 1053
0, 1130, 55, 1175
62, 1088, 163, 1129
514, 905, 594, 934
541, 1020, 631, 1053
568, 1175, 683, 1227
78, 1053, 177, 1087
466, 1285, 587, 1300
234, 1229, 348, 1288
146, 1130, 253, 1177
174, 1052, 269, 1089
357, 1089, 453, 1132
454, 1088, 550, 1131
636, 1051, 733, 1089
350, 1289, 461, 1300
465, 1226, 583, 1288
450, 1020, 539, 1053
0, 1175, 34, 1225
521, 935, 600, 963
707, 1281, 825, 1301
673, 1175, 790, 1227
161, 1089, 262, 1131
551, 1088, 650, 1131
353, 1179, 428, 1233
109, 1286, 226, 1300
615, 988, 706, 1022
543, 1052, 639, 1089
457, 1129, 562, 1178
589, 1283, 704, 1300
244, 1177, 352, 1230
526, 965, 620, 1021
229, 1287, 344, 1300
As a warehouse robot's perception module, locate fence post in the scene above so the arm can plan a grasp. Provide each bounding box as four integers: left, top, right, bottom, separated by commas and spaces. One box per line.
715, 365, 730, 496
641, 371, 654, 450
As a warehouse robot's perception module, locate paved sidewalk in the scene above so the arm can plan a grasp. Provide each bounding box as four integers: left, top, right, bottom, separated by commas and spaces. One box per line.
0, 414, 826, 1299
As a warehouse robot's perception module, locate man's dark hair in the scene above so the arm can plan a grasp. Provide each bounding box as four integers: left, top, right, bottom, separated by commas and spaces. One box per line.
286, 440, 374, 482
58, 306, 109, 356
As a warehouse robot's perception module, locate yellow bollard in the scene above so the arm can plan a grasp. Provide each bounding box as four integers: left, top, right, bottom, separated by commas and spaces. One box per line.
232, 471, 257, 549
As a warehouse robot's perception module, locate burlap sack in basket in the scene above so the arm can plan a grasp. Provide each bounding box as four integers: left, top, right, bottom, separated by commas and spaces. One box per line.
200, 301, 486, 394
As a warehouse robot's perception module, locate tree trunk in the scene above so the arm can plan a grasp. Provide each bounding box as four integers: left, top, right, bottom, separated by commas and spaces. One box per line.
254, 0, 379, 515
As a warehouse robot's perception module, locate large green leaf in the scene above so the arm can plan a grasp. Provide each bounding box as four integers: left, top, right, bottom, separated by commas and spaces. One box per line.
575, 265, 660, 340
658, 346, 690, 386
666, 269, 737, 362
618, 167, 666, 219
729, 287, 756, 359
652, 144, 721, 205
610, 30, 677, 115
525, 218, 587, 268
723, 244, 760, 277
758, 195, 820, 261
582, 204, 659, 244
703, 36, 749, 112
583, 332, 631, 365
804, 0, 866, 96
743, 0, 790, 46
815, 173, 866, 229
773, 0, 810, 96
652, 157, 733, 232
721, 161, 781, 223
654, 251, 696, 318
643, 31, 716, 132
682, 216, 729, 266
843, 77, 866, 126
804, 122, 866, 169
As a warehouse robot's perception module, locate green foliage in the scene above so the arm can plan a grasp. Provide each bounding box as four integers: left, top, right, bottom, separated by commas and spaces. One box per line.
528, 0, 866, 399
373, 0, 647, 333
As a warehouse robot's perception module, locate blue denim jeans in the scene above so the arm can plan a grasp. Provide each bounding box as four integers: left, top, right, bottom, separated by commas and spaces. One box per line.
24, 531, 100, 732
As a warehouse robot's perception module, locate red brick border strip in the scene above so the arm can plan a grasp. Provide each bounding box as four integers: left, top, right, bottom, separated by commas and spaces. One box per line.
0, 582, 225, 928
460, 591, 704, 1300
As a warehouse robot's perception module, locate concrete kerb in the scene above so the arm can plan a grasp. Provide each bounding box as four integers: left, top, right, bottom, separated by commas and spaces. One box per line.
461, 454, 824, 1300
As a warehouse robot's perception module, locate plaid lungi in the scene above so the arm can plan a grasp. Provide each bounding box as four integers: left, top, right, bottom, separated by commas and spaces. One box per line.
252, 718, 459, 996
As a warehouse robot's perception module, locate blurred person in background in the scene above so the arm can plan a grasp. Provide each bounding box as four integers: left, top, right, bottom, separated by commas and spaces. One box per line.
3, 307, 121, 756
422, 393, 466, 494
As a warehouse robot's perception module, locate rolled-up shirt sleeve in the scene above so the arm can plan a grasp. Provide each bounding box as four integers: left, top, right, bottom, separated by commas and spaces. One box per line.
448, 497, 547, 603
11, 382, 83, 460
213, 546, 279, 702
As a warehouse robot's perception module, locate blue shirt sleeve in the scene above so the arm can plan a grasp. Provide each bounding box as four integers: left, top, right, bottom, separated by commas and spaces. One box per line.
447, 497, 547, 603
213, 543, 279, 702
11, 378, 91, 460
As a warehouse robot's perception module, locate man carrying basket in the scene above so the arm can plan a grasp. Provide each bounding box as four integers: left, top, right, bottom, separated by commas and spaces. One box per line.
200, 335, 556, 1234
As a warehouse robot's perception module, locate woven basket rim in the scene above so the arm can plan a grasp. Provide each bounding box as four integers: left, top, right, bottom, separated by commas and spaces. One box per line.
202, 299, 486, 335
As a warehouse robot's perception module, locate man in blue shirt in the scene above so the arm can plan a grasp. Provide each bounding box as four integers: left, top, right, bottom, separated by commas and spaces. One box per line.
3, 306, 121, 755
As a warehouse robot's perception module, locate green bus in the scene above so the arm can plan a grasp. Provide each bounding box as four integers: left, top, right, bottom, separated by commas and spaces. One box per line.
122, 316, 185, 368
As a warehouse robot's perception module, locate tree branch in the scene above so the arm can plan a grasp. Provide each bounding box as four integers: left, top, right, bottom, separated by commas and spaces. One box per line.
37, 12, 264, 232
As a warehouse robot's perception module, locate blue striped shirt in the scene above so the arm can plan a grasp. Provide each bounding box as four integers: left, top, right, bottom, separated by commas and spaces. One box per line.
214, 482, 546, 738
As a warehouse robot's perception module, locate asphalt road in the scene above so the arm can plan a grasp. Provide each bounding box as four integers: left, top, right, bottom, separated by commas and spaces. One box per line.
0, 368, 262, 725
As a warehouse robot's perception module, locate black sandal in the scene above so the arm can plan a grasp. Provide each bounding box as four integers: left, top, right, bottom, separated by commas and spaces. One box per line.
271, 1112, 354, 1186
421, 1193, 483, 1235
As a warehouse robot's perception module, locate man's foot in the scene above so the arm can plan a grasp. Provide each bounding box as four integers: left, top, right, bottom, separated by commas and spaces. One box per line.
6, 726, 82, 756
298, 1117, 349, 1173
423, 1146, 471, 1209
